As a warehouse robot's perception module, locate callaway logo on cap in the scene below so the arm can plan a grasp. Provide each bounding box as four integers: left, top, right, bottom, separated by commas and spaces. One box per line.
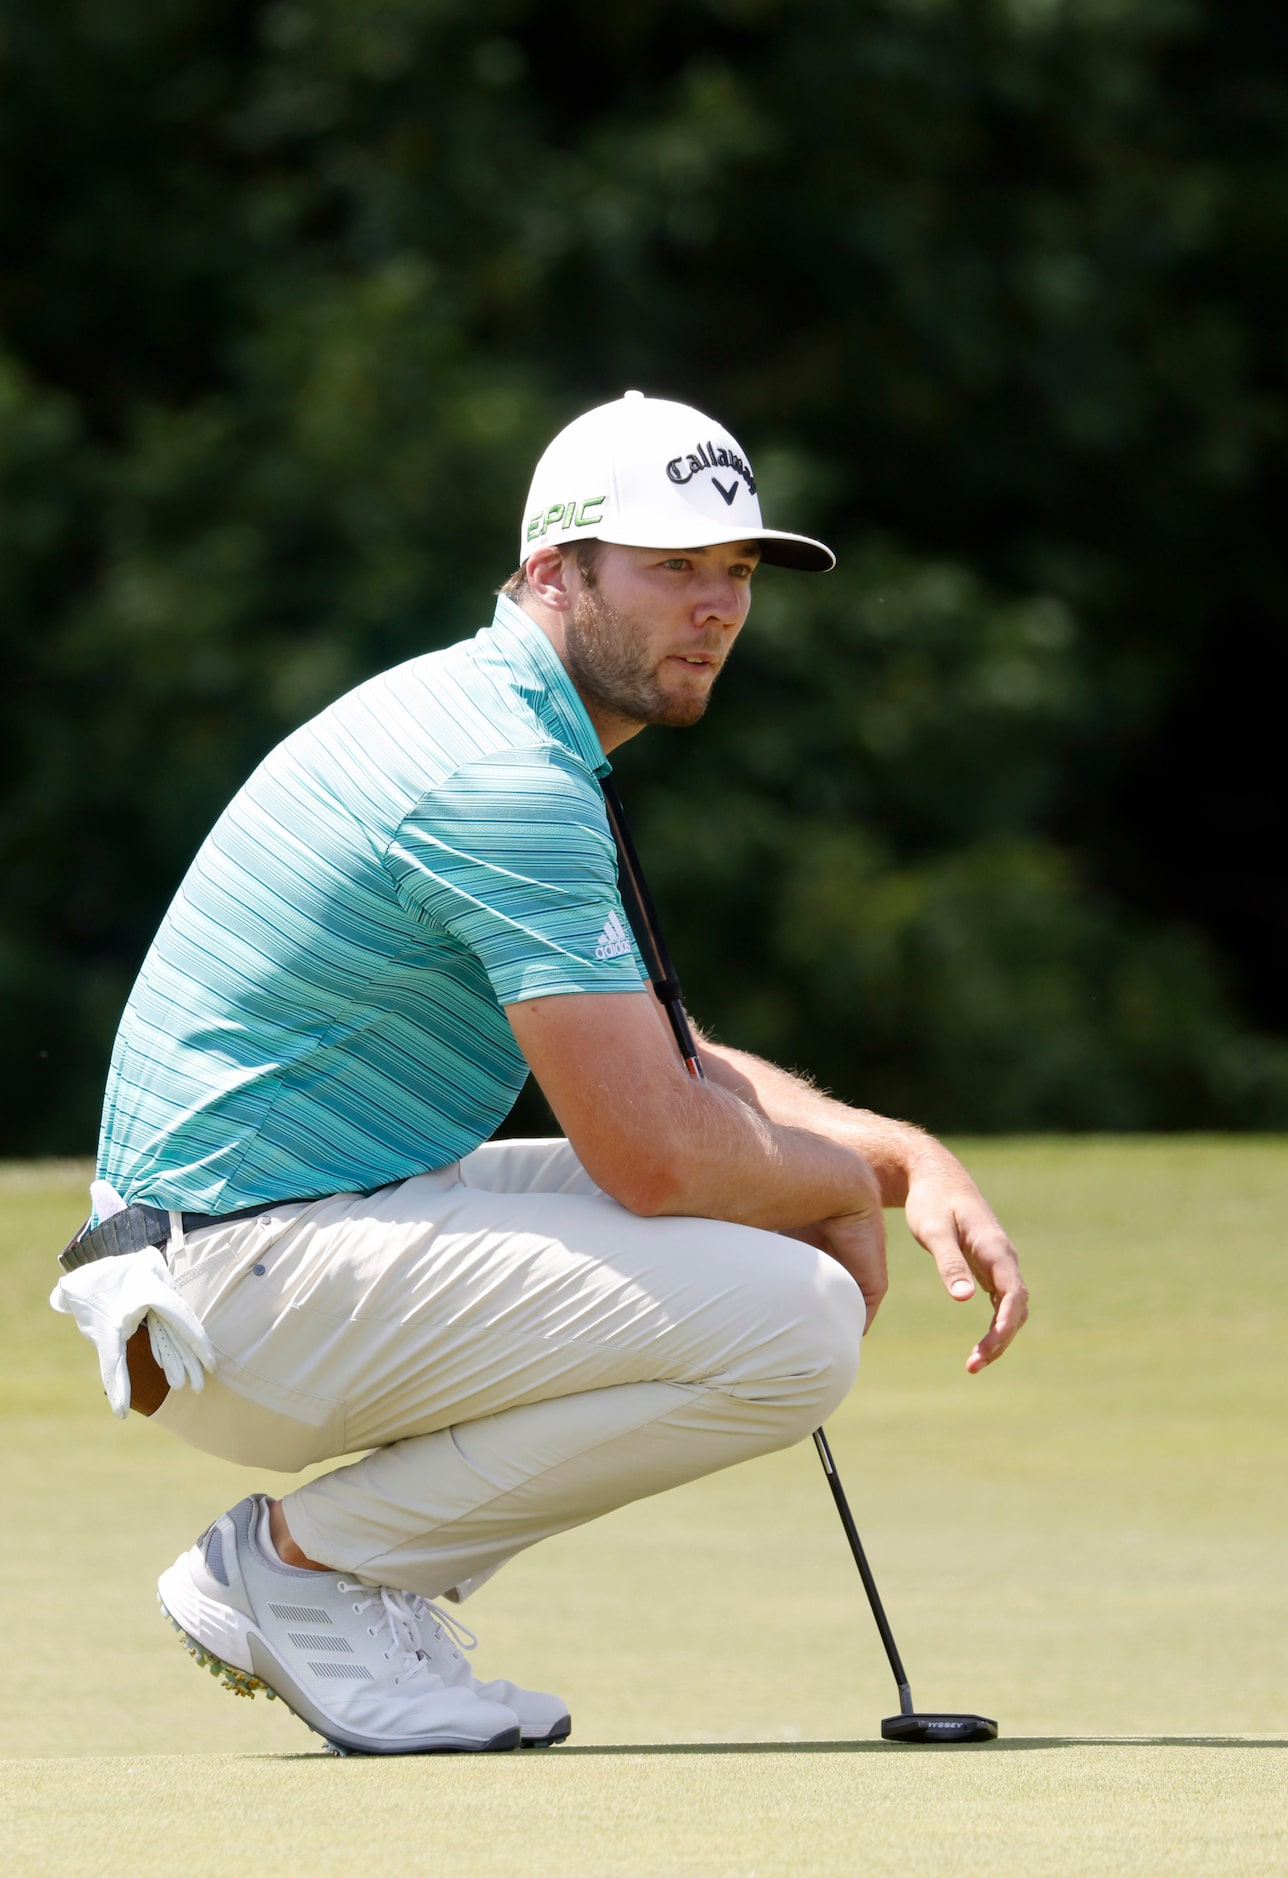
520, 391, 834, 572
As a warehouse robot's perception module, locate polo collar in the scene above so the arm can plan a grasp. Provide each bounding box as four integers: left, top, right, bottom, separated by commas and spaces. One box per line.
486, 596, 611, 778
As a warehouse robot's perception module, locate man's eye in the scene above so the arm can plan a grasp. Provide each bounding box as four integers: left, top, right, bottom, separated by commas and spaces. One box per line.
663, 558, 690, 571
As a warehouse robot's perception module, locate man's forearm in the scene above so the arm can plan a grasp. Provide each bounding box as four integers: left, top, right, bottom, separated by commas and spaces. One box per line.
694, 1033, 953, 1206
631, 1063, 888, 1313
637, 1066, 882, 1232
512, 987, 882, 1235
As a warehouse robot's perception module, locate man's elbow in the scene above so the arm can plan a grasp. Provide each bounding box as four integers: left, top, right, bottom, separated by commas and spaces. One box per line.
583, 1139, 693, 1219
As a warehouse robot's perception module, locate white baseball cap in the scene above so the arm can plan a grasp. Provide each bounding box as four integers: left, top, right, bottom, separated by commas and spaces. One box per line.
520, 391, 834, 572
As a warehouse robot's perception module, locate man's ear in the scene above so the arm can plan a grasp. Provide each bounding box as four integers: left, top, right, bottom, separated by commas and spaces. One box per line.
525, 545, 575, 612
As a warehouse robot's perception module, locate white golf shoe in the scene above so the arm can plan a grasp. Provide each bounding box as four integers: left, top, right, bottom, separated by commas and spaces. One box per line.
158, 1495, 523, 1755
402, 1592, 572, 1749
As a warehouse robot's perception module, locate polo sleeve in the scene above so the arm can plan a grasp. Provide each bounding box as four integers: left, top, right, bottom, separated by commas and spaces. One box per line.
382, 747, 649, 1006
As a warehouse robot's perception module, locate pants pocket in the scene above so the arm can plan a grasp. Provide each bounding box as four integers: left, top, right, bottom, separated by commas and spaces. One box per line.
150, 1359, 345, 1473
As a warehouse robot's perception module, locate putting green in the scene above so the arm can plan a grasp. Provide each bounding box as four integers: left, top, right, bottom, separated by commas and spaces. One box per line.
2, 1143, 1285, 1874
4, 1741, 1285, 1877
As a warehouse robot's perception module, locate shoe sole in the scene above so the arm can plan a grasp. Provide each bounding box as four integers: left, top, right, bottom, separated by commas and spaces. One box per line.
158, 1572, 520, 1757
521, 1718, 572, 1748
324, 1729, 567, 1756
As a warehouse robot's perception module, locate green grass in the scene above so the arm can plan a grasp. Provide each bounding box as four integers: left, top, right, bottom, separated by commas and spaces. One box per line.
2, 1142, 1285, 1874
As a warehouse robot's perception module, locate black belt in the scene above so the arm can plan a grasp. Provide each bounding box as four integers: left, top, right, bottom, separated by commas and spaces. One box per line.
58, 1196, 314, 1274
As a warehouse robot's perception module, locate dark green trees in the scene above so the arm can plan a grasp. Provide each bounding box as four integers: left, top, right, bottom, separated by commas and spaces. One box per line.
3, 1, 1286, 1146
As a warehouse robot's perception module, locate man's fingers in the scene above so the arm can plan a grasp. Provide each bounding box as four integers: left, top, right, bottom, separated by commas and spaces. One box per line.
914, 1216, 978, 1301
904, 1169, 1029, 1371
859, 1269, 888, 1333
910, 1206, 1028, 1365
966, 1268, 1030, 1372
850, 1223, 889, 1334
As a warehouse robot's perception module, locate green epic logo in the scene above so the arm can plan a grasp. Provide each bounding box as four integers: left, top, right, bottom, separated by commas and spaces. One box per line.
526, 495, 606, 542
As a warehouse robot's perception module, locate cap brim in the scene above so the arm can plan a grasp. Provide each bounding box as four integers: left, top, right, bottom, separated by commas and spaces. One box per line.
753, 529, 835, 573
592, 526, 835, 573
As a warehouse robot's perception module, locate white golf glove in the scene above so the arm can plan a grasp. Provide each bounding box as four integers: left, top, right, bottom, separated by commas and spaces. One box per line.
50, 1244, 216, 1419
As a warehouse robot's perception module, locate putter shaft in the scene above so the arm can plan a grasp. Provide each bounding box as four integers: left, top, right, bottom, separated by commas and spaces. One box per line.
812, 1428, 913, 1716
600, 776, 918, 1718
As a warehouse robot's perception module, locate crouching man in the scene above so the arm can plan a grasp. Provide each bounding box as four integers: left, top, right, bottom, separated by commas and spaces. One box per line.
54, 391, 1028, 1755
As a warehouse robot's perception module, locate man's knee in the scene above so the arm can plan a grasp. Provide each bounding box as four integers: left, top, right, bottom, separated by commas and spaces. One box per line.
797, 1253, 865, 1422
734, 1243, 864, 1437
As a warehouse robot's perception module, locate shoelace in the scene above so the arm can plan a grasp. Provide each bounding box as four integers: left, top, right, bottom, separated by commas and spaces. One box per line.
345, 1585, 478, 1686
411, 1595, 479, 1669
349, 1586, 435, 1685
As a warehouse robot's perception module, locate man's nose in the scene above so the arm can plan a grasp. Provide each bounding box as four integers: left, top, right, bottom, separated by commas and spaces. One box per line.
692, 575, 748, 628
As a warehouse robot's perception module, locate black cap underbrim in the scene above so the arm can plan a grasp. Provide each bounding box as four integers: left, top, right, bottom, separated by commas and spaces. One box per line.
754, 530, 836, 572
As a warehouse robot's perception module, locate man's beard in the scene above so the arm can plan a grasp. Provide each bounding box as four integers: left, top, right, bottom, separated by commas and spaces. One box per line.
563, 586, 721, 730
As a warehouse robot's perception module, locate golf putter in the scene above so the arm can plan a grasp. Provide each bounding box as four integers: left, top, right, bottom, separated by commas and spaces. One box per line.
600, 777, 997, 1745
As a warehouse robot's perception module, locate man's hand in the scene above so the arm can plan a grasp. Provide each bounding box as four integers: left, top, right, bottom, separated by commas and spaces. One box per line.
813, 1208, 889, 1334
902, 1158, 1029, 1372
799, 1165, 889, 1333
509, 995, 1028, 1366
697, 1034, 1030, 1371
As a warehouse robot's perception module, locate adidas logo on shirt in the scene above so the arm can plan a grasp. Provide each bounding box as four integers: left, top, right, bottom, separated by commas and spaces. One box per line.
594, 911, 633, 961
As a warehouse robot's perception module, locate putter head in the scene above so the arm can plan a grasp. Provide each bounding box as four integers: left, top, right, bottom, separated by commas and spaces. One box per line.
881, 1712, 997, 1744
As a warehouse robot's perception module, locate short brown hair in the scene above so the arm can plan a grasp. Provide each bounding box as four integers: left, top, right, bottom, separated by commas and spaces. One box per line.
499, 539, 602, 603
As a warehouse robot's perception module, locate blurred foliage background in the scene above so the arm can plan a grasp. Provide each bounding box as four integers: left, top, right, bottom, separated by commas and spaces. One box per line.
2, 0, 1286, 1149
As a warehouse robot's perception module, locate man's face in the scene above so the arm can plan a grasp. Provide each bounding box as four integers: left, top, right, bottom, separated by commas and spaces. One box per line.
561, 541, 760, 734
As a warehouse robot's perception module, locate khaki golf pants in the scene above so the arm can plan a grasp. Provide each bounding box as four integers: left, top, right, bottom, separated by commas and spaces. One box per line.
153, 1138, 864, 1599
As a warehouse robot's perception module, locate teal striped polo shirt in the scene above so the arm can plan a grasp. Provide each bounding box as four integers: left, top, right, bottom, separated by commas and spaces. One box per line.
96, 599, 647, 1214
